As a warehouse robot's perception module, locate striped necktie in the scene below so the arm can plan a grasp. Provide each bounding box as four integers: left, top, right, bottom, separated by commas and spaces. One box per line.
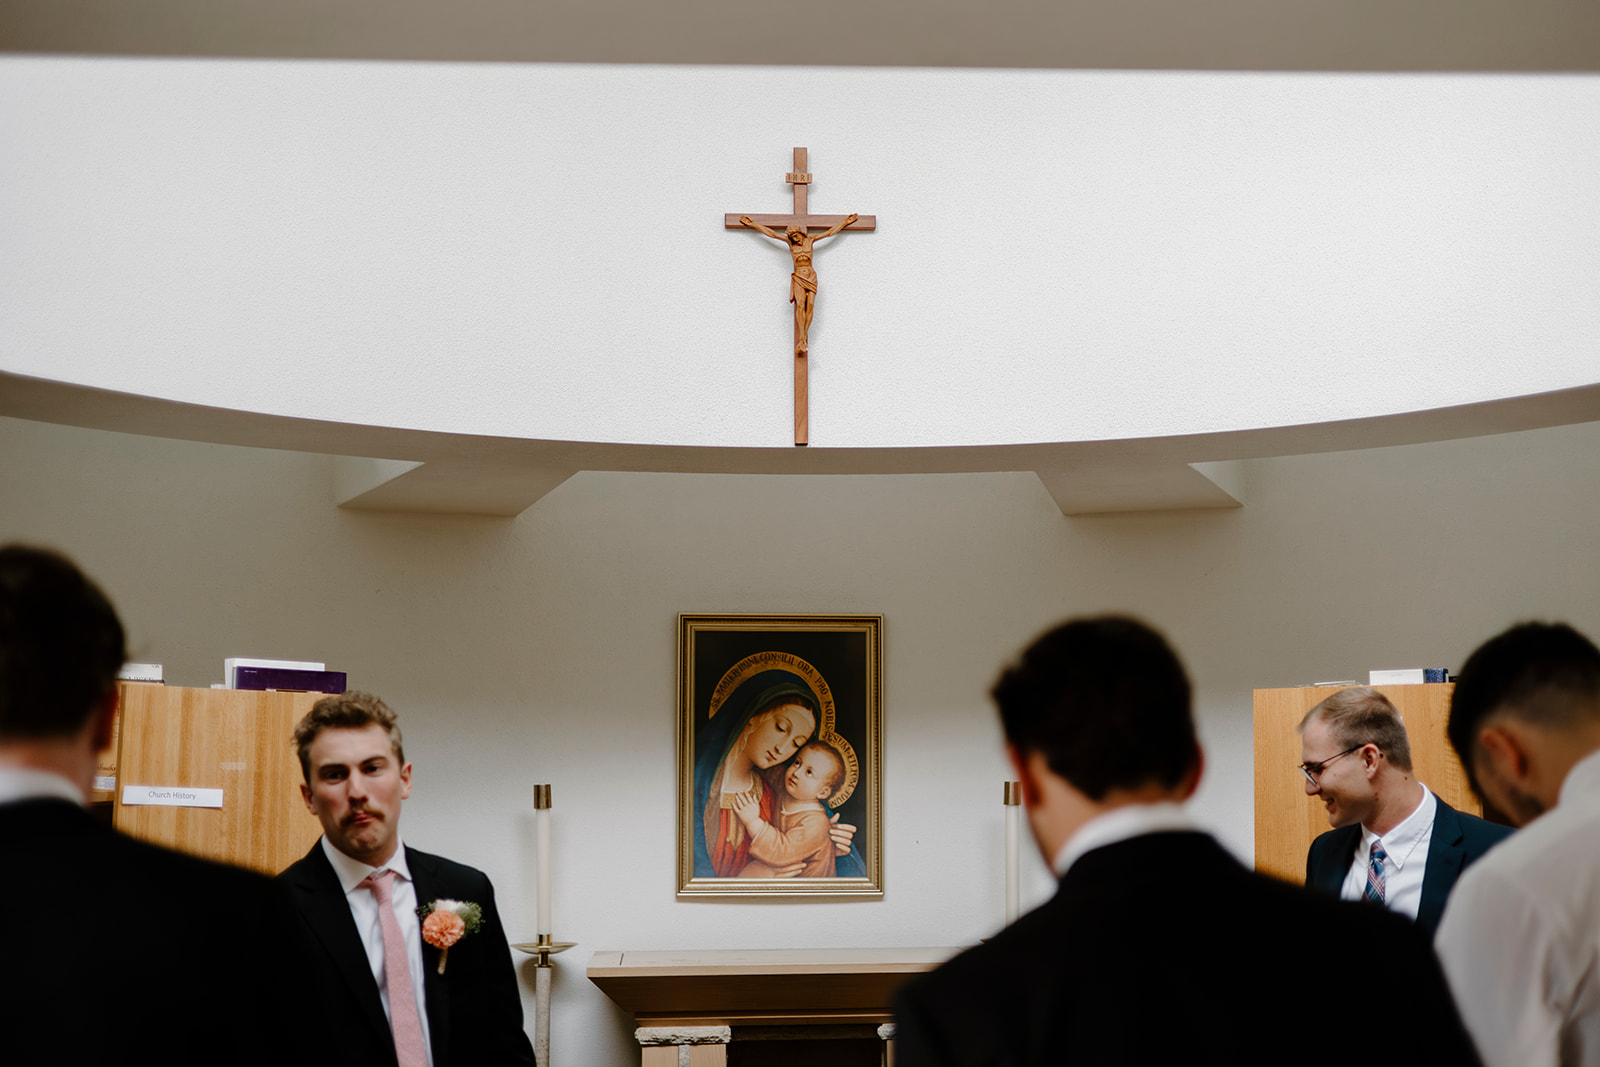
1365, 842, 1388, 904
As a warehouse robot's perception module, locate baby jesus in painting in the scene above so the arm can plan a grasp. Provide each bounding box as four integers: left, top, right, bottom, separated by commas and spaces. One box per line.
731, 740, 846, 878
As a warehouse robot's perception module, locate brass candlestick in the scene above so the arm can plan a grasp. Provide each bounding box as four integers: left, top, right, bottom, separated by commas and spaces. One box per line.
513, 784, 574, 1067
513, 933, 577, 966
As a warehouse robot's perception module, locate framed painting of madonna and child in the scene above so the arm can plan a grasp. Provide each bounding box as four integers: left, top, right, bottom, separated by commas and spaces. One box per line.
677, 614, 883, 899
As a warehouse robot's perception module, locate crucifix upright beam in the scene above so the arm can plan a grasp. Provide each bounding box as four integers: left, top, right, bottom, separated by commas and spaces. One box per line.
728, 148, 875, 446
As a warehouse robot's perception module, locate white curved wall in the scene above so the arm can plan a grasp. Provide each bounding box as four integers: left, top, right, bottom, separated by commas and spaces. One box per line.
2, 58, 1597, 450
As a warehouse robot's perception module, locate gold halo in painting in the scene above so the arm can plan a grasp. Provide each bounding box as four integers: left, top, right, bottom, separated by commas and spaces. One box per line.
817, 729, 858, 809
707, 652, 834, 733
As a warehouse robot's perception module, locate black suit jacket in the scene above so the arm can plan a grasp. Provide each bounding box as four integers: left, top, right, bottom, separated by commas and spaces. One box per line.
893, 831, 1480, 1067
1304, 795, 1513, 938
1, 797, 317, 1067
279, 839, 536, 1067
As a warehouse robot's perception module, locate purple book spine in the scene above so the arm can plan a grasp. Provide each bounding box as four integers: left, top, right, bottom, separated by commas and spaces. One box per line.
234, 667, 348, 694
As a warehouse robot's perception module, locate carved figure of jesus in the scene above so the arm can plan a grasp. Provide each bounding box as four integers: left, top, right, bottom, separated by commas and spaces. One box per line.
738, 213, 859, 354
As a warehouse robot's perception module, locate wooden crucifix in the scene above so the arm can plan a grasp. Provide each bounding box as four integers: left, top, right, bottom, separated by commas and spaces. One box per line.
728, 147, 875, 446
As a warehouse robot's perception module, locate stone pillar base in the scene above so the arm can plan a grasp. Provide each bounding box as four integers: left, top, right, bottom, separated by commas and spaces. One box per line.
635, 1025, 732, 1067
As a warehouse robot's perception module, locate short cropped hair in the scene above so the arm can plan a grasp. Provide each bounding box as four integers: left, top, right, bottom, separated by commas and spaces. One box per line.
1449, 622, 1600, 790
1298, 687, 1413, 772
292, 691, 405, 781
0, 545, 126, 741
991, 615, 1198, 802
797, 740, 846, 793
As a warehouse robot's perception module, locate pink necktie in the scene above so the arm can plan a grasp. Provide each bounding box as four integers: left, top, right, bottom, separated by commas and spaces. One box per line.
359, 869, 429, 1067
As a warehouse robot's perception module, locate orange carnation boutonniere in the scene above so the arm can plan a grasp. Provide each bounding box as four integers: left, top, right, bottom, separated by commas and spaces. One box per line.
417, 899, 483, 975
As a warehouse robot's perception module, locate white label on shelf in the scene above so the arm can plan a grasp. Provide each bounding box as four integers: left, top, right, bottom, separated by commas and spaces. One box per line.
93, 776, 116, 792
121, 785, 224, 808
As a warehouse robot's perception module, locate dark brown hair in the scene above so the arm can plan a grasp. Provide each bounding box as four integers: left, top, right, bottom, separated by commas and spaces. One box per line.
1450, 622, 1600, 794
0, 545, 126, 741
292, 691, 405, 781
992, 615, 1197, 802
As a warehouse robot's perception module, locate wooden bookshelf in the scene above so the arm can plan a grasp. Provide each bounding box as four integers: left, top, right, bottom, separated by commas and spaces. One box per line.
1254, 684, 1481, 885
110, 684, 325, 874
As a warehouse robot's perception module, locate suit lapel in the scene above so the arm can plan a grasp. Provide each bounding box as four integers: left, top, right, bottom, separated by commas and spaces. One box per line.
1310, 825, 1361, 893
407, 846, 452, 1067
284, 842, 395, 1053
1415, 799, 1464, 936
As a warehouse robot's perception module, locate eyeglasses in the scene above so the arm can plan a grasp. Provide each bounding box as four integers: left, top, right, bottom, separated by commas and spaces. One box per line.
1298, 745, 1363, 785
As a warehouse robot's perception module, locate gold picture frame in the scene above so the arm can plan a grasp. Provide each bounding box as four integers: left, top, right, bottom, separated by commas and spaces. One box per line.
678, 613, 883, 898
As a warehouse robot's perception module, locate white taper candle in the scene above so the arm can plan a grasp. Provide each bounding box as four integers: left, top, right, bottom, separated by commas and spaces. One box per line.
535, 784, 552, 936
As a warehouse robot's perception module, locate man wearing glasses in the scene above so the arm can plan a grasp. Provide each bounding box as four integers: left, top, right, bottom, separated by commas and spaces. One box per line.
1299, 686, 1510, 938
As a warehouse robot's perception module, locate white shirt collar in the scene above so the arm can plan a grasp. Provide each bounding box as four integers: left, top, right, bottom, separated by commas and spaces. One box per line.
1559, 746, 1600, 806
1051, 801, 1195, 877
320, 834, 414, 895
0, 766, 86, 807
1362, 783, 1436, 870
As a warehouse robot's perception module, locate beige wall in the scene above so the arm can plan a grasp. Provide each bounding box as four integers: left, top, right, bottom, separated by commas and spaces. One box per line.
4, 413, 1598, 1061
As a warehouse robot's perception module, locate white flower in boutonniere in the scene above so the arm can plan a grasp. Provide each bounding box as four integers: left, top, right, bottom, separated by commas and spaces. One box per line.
417, 898, 484, 975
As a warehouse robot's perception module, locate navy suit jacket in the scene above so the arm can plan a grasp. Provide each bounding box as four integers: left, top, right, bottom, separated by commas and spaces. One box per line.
279, 840, 536, 1067
893, 830, 1480, 1066
1304, 794, 1513, 938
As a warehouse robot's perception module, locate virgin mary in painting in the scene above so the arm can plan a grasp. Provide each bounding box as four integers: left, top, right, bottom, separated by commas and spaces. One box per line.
692, 669, 861, 878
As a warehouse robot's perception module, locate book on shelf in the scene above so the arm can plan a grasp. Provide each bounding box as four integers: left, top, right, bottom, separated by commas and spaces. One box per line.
1369, 668, 1450, 685
224, 657, 325, 689
233, 666, 347, 694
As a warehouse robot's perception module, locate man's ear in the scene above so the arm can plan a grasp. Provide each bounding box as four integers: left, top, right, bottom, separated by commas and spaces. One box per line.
1476, 724, 1530, 782
1176, 746, 1205, 800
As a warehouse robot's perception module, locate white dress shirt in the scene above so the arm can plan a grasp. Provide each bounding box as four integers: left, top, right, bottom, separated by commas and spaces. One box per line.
1436, 748, 1600, 1067
0, 766, 85, 806
1339, 783, 1436, 920
321, 836, 435, 1066
1052, 801, 1196, 877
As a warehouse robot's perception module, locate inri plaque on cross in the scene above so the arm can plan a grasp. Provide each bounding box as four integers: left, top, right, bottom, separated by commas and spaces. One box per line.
728, 148, 875, 447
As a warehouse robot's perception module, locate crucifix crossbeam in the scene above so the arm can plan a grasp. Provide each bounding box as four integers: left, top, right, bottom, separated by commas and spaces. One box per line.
728, 147, 875, 447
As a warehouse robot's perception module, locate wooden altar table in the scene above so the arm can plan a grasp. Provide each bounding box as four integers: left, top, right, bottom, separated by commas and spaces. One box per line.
588, 947, 960, 1065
